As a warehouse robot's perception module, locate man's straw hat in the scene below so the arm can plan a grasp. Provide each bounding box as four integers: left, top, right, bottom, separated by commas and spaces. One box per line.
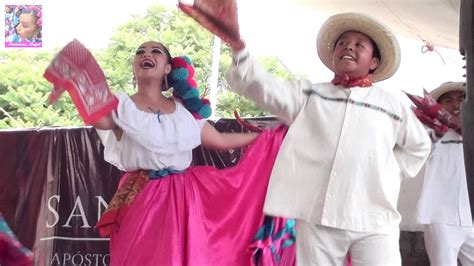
430, 81, 466, 102
317, 12, 401, 82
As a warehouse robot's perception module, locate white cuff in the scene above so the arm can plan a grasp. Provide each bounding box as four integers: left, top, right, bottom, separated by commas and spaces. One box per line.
232, 47, 250, 67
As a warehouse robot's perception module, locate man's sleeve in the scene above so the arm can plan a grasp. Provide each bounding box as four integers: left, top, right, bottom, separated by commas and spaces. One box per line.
394, 103, 432, 179
225, 48, 309, 125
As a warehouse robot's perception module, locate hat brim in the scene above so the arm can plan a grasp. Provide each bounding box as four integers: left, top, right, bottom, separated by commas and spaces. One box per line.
430, 82, 466, 101
317, 13, 401, 82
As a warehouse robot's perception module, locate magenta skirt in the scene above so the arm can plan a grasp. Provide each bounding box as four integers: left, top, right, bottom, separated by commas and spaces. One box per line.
0, 213, 33, 266
108, 125, 295, 265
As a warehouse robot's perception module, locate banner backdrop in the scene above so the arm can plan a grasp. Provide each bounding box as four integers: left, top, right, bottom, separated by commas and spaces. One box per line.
0, 126, 120, 265
0, 118, 430, 265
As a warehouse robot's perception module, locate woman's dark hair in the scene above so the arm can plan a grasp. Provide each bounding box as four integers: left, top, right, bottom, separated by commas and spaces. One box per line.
16, 6, 42, 40
20, 7, 41, 27
159, 43, 172, 65
134, 42, 211, 119
157, 43, 172, 91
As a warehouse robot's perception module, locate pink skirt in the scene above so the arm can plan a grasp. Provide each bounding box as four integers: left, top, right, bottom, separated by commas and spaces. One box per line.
107, 125, 295, 265
0, 214, 33, 266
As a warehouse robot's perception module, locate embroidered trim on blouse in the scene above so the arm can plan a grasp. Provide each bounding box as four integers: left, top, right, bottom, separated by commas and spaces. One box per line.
441, 140, 463, 144
304, 90, 403, 122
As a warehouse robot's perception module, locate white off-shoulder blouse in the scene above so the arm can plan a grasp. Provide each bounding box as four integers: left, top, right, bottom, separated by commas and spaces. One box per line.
96, 92, 206, 172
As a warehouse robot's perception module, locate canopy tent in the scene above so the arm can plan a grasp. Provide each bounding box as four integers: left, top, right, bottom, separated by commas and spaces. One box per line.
295, 0, 460, 50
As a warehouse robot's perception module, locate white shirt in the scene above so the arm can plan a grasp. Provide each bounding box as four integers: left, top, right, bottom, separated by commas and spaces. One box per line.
416, 129, 472, 227
96, 92, 206, 172
226, 48, 431, 233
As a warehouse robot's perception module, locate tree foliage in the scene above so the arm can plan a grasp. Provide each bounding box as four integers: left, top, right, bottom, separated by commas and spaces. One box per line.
0, 49, 82, 128
0, 5, 300, 128
97, 6, 216, 97
215, 55, 297, 118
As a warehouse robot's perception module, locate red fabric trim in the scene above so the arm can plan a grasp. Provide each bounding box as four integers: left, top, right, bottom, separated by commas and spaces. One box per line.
95, 204, 130, 237
43, 61, 118, 125
331, 74, 373, 88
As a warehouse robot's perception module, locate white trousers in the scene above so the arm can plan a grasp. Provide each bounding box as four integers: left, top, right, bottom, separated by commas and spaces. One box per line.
424, 223, 474, 266
296, 220, 401, 266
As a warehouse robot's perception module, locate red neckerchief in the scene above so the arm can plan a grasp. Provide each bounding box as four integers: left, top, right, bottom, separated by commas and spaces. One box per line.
331, 74, 373, 88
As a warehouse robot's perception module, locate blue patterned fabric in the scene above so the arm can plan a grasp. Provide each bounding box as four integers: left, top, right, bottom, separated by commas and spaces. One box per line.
251, 216, 296, 265
149, 168, 183, 179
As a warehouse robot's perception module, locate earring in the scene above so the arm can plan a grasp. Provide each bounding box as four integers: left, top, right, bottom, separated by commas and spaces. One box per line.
132, 75, 136, 88
164, 74, 169, 91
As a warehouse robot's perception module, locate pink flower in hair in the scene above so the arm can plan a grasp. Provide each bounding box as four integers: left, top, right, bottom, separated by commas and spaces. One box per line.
23, 5, 42, 28
187, 78, 197, 88
171, 57, 188, 68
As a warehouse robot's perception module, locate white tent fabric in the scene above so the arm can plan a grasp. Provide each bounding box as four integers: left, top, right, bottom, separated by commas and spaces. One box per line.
295, 0, 460, 50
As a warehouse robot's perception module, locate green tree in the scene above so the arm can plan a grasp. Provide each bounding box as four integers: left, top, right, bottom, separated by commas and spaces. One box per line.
0, 49, 82, 128
0, 5, 302, 128
97, 6, 216, 97
97, 5, 299, 118
215, 53, 299, 118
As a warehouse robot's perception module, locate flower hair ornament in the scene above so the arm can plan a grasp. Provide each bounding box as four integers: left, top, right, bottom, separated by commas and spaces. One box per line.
19, 5, 42, 28
169, 56, 212, 119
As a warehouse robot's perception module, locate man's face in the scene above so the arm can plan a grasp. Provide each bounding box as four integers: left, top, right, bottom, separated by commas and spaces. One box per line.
438, 90, 465, 119
331, 31, 379, 79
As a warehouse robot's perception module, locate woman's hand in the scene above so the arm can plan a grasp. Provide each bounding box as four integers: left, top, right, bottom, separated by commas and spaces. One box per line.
178, 0, 245, 51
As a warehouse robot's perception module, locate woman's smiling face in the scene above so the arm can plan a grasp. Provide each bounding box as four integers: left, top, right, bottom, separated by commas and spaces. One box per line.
133, 41, 172, 83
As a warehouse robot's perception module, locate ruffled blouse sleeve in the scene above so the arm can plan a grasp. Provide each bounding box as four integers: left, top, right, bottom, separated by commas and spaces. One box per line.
96, 92, 206, 171
112, 92, 202, 155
